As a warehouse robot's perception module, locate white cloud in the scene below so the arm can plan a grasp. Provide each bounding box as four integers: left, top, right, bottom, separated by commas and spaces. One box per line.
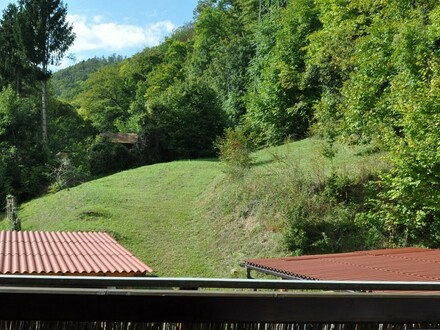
67, 14, 176, 53
93, 15, 104, 24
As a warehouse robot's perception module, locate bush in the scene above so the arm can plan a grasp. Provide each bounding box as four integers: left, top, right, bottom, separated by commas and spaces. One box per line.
48, 157, 89, 193
283, 171, 385, 255
88, 138, 136, 175
215, 127, 254, 179
134, 121, 171, 165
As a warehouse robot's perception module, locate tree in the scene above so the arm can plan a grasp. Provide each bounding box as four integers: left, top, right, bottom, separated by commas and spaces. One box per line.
301, 0, 440, 247
191, 2, 254, 125
75, 63, 133, 132
148, 79, 226, 159
0, 4, 32, 94
16, 0, 75, 143
0, 87, 49, 205
245, 0, 319, 144
366, 2, 440, 246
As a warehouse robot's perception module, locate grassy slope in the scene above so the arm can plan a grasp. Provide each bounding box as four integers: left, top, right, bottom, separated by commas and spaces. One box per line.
3, 160, 222, 277
0, 138, 386, 277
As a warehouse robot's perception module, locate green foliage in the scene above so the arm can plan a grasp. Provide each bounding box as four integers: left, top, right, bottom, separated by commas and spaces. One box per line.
135, 121, 170, 165
0, 4, 33, 94
144, 38, 191, 99
117, 45, 169, 132
76, 63, 133, 132
14, 0, 75, 143
0, 87, 49, 205
207, 138, 387, 258
369, 56, 440, 247
191, 2, 254, 125
48, 158, 89, 193
306, 0, 369, 141
148, 80, 226, 159
88, 138, 136, 176
299, 0, 440, 248
45, 99, 95, 190
48, 99, 96, 153
51, 55, 125, 101
284, 171, 381, 255
16, 0, 75, 72
215, 127, 254, 178
0, 72, 94, 205
245, 0, 320, 144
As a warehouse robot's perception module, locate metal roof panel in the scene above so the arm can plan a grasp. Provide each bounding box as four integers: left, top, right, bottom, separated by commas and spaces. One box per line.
246, 248, 440, 282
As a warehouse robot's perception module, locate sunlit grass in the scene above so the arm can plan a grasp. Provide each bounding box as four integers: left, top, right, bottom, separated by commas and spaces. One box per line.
0, 138, 387, 277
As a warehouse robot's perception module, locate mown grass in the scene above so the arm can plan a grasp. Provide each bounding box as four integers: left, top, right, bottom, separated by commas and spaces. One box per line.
0, 138, 388, 277
1, 160, 222, 277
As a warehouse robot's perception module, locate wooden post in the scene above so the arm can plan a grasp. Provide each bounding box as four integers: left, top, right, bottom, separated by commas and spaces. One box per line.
6, 195, 21, 231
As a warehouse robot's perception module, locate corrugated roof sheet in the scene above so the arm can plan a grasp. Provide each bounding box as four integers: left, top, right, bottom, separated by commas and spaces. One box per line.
0, 231, 153, 276
245, 248, 440, 281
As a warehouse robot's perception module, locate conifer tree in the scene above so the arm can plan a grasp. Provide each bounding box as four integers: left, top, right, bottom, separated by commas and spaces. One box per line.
16, 0, 75, 143
0, 4, 30, 94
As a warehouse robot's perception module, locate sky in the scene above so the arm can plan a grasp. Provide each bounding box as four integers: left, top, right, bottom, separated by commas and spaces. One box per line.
0, 0, 200, 69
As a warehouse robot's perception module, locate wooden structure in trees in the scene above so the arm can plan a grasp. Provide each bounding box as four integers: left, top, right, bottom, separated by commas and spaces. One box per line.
99, 132, 138, 145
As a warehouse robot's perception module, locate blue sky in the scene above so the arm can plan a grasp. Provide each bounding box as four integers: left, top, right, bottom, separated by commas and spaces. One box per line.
0, 0, 199, 68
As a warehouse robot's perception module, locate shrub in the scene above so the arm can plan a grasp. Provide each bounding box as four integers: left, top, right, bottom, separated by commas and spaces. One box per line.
282, 170, 386, 255
215, 127, 254, 179
134, 121, 171, 165
48, 157, 89, 193
88, 138, 136, 175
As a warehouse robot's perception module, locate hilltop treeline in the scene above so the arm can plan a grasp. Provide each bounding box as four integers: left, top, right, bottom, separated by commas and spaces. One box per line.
1, 0, 439, 246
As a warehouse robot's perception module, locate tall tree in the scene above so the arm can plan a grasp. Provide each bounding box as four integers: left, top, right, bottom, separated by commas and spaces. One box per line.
16, 0, 75, 143
191, 1, 255, 125
0, 4, 31, 94
75, 63, 133, 132
245, 0, 319, 144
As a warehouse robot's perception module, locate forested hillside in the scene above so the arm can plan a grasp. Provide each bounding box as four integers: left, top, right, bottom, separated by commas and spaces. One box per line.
0, 0, 439, 249
50, 55, 125, 101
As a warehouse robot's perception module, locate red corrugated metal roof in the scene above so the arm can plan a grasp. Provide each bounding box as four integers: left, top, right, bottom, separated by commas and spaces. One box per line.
245, 248, 440, 281
0, 231, 153, 276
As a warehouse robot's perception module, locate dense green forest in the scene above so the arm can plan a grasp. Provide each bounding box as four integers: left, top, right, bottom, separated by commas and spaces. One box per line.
0, 0, 439, 251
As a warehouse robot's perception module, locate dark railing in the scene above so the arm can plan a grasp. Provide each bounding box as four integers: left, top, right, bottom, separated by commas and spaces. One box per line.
1, 275, 440, 328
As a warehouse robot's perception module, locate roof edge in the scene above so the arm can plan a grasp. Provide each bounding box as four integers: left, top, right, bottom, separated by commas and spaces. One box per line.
245, 262, 317, 281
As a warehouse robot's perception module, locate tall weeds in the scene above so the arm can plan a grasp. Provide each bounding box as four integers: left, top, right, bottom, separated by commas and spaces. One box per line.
209, 140, 388, 256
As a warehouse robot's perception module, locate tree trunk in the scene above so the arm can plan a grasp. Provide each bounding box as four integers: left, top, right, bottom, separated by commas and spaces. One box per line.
41, 79, 48, 143
16, 72, 20, 96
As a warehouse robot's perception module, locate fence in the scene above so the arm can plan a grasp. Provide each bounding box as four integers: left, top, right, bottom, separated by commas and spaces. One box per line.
1, 276, 440, 329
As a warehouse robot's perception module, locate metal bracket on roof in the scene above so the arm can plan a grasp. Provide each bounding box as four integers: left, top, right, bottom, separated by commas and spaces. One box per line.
246, 266, 253, 279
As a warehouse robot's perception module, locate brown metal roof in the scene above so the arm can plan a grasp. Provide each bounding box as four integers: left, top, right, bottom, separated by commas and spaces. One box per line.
245, 248, 440, 282
0, 231, 153, 276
